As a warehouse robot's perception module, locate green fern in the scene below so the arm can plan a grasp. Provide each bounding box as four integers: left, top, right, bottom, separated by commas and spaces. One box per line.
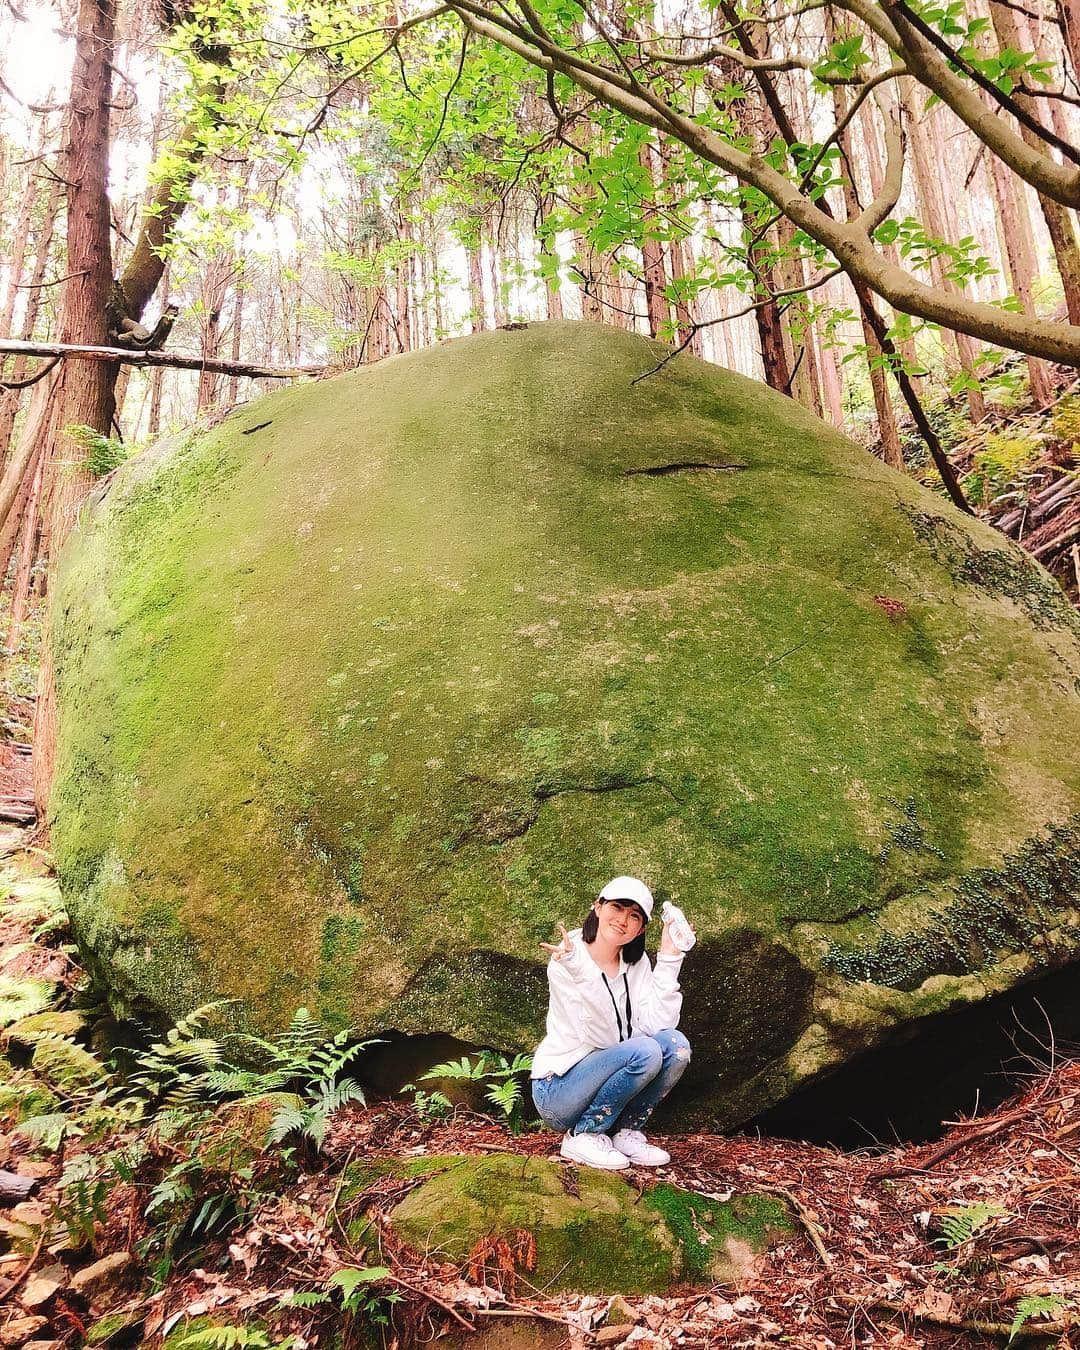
937, 1204, 1007, 1250
277, 1290, 329, 1309
32, 1035, 108, 1095
14, 1111, 72, 1152
5, 878, 66, 934
421, 1050, 533, 1131
401, 1084, 453, 1123
1008, 1295, 1066, 1343
126, 1001, 233, 1108
0, 975, 54, 1028
178, 1327, 294, 1349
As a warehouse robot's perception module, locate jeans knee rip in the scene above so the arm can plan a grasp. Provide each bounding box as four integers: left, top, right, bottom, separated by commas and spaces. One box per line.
675, 1047, 691, 1061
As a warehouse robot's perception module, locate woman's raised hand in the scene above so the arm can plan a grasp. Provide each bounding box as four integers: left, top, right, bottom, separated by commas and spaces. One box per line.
660, 917, 695, 956
540, 922, 573, 961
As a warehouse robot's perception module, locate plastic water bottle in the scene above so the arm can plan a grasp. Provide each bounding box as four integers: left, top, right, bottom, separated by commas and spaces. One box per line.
661, 900, 696, 952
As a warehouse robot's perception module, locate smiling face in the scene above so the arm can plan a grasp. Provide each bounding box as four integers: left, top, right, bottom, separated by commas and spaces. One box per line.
593, 898, 647, 948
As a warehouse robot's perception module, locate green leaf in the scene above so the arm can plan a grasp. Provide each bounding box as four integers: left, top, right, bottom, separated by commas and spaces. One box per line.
329, 1266, 393, 1298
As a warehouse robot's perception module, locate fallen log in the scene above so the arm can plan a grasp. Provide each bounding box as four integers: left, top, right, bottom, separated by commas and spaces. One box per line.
1030, 517, 1080, 560
995, 475, 1078, 536
0, 797, 35, 824
0, 337, 324, 380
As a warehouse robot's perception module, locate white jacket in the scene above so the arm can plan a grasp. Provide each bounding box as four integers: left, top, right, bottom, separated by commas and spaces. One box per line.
531, 928, 685, 1078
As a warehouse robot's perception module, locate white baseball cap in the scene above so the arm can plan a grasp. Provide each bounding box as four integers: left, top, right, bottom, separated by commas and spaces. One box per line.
598, 875, 654, 922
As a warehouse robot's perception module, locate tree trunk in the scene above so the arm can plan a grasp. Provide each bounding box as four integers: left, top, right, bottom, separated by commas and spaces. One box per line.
984, 146, 1054, 406
0, 440, 44, 589
539, 194, 564, 319
857, 98, 920, 374
5, 448, 45, 656
468, 242, 486, 332
989, 1, 1080, 324
488, 222, 508, 328
0, 171, 64, 465
226, 267, 243, 406
903, 87, 987, 422
1058, 0, 1080, 81
831, 45, 903, 467
33, 0, 118, 815
639, 144, 671, 339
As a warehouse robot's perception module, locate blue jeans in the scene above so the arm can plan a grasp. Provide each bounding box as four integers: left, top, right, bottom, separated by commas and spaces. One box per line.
531, 1029, 691, 1136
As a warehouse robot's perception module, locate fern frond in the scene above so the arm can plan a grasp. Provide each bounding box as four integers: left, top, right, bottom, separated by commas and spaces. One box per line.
421, 1055, 481, 1081
938, 1204, 1007, 1250
0, 975, 54, 1028
14, 1112, 72, 1151
32, 1035, 108, 1094
1008, 1295, 1066, 1343
267, 1104, 307, 1143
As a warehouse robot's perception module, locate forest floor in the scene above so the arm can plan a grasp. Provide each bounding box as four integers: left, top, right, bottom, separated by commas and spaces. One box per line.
2, 832, 1079, 1350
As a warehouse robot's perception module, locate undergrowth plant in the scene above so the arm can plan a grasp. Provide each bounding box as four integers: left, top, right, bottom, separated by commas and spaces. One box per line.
400, 1082, 453, 1124
1008, 1295, 1067, 1344
420, 1051, 533, 1133
11, 998, 377, 1277
935, 1203, 1007, 1251
178, 1327, 296, 1349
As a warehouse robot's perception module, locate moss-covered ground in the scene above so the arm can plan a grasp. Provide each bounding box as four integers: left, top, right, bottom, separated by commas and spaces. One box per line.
50, 320, 1080, 1124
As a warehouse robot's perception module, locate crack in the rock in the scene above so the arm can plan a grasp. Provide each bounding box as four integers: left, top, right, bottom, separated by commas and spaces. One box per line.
734, 618, 841, 689
455, 774, 686, 850
621, 461, 747, 477
536, 773, 685, 807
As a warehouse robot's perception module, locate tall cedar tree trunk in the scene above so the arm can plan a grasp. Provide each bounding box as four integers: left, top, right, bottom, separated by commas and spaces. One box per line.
538, 193, 564, 319
857, 97, 920, 374
33, 0, 118, 810
468, 241, 486, 332
1059, 0, 1080, 78
714, 55, 791, 390
657, 136, 703, 356
0, 165, 64, 466
227, 264, 244, 404
5, 448, 45, 655
828, 21, 903, 467
639, 144, 672, 339
33, 8, 226, 809
903, 88, 987, 422
984, 141, 1053, 405
488, 221, 509, 328
990, 1, 1080, 324
723, 6, 969, 510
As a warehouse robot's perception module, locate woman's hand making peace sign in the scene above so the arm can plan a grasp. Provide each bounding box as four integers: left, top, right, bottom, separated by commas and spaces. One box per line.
540, 922, 573, 961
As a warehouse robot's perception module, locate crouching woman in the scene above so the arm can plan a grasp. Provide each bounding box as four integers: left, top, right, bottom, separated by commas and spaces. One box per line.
530, 875, 692, 1170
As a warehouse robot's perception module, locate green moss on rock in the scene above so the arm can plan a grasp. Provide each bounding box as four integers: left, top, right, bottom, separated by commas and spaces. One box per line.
50, 321, 1080, 1125
354, 1153, 789, 1293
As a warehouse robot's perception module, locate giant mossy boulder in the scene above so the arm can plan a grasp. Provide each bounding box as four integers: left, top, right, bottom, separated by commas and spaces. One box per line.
343, 1153, 790, 1292
51, 321, 1080, 1125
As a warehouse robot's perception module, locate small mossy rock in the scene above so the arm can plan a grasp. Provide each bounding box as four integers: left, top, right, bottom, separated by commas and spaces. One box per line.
84, 1309, 144, 1347
68, 1250, 137, 1307
3, 1011, 86, 1048
0, 1073, 61, 1125
195, 1093, 300, 1175
361, 1153, 789, 1294
51, 321, 1080, 1124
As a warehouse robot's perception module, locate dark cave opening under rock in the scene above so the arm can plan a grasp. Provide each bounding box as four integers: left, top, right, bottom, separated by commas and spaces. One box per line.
748, 963, 1080, 1149
357, 968, 1078, 1151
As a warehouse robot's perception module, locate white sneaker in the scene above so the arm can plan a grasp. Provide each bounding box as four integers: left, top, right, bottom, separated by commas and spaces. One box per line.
560, 1131, 630, 1169
612, 1129, 670, 1166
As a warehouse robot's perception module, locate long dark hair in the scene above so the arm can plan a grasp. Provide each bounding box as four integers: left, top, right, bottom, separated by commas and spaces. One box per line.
582, 904, 647, 964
